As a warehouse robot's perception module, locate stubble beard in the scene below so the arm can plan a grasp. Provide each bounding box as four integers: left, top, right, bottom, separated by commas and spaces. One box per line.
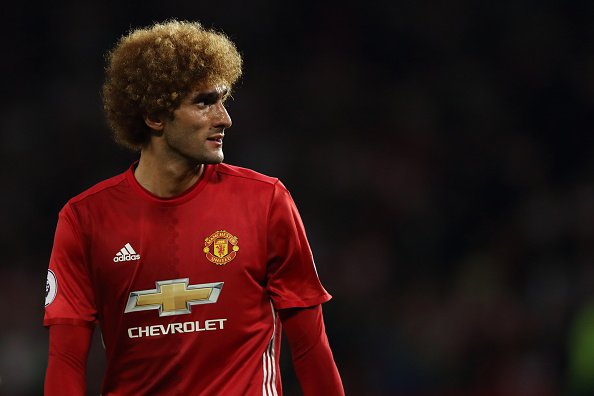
202, 151, 224, 164
188, 146, 225, 166
164, 135, 224, 166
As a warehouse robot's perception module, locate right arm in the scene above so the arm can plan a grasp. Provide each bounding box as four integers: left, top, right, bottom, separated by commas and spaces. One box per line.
45, 324, 93, 395
44, 203, 98, 395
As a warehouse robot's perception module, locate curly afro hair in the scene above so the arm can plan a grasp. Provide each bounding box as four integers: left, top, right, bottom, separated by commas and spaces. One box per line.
102, 20, 243, 150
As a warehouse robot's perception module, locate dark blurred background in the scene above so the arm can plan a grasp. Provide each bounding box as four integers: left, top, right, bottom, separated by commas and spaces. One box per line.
3, 0, 594, 395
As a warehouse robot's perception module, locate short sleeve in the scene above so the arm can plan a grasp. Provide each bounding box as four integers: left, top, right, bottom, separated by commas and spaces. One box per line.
265, 181, 331, 310
44, 203, 97, 327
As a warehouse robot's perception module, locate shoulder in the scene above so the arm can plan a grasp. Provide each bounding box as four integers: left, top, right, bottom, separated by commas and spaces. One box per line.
214, 163, 280, 187
66, 172, 129, 210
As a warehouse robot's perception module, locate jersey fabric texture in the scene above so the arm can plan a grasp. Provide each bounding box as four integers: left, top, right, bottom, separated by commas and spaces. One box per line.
44, 163, 331, 395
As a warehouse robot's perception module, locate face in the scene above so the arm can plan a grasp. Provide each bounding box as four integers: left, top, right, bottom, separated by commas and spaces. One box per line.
154, 84, 232, 164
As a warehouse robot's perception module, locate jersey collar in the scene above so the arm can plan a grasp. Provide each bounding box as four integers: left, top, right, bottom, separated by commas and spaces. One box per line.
125, 161, 216, 206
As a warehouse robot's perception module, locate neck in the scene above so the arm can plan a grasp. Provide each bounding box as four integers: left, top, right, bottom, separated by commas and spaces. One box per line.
134, 150, 204, 198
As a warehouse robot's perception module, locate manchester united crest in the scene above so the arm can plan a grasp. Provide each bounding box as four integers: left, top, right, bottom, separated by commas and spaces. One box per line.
203, 230, 239, 265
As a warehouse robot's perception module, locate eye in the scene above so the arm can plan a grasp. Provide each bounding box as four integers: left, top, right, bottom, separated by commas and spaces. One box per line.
195, 100, 213, 107
191, 90, 228, 108
193, 96, 214, 107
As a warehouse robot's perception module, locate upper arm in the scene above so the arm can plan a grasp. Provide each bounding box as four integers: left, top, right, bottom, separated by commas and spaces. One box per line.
44, 203, 97, 327
279, 305, 326, 358
266, 182, 331, 310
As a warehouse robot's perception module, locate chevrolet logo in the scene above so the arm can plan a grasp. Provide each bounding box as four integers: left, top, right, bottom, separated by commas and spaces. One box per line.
125, 279, 224, 317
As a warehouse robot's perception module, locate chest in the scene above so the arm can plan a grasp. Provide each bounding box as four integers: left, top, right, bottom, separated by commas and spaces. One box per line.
82, 201, 268, 303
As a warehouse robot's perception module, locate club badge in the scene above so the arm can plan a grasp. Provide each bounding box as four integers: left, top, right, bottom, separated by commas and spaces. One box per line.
203, 230, 239, 265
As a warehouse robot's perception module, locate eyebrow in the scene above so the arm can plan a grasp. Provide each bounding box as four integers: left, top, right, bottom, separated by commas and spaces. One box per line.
191, 88, 229, 104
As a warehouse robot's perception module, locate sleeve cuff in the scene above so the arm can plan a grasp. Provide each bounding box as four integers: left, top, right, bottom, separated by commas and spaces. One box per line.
43, 317, 96, 328
271, 293, 332, 310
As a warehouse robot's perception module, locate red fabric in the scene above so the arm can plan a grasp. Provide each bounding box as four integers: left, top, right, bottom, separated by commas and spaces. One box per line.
44, 162, 332, 395
280, 305, 345, 396
45, 324, 93, 396
265, 179, 332, 309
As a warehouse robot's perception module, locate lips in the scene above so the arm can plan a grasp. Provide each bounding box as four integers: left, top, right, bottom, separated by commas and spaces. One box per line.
207, 134, 224, 143
206, 134, 224, 148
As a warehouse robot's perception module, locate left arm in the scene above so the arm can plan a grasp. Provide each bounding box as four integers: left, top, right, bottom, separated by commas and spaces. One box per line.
279, 305, 345, 396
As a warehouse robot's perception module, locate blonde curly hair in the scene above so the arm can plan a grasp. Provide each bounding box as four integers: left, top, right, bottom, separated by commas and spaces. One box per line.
102, 20, 243, 150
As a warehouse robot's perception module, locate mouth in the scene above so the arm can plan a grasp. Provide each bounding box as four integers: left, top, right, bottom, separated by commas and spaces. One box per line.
206, 134, 224, 145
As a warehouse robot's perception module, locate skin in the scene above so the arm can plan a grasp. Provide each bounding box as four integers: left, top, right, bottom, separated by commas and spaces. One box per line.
135, 84, 232, 197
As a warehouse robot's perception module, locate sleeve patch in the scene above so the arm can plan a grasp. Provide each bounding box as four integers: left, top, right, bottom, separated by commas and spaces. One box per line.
45, 269, 58, 307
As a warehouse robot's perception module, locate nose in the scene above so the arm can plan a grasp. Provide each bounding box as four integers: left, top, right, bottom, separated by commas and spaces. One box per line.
214, 102, 232, 129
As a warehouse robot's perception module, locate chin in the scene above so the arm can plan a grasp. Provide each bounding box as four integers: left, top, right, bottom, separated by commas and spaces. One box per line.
200, 153, 224, 164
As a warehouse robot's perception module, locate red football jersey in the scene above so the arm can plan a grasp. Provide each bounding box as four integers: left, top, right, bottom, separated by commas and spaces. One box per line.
44, 163, 331, 395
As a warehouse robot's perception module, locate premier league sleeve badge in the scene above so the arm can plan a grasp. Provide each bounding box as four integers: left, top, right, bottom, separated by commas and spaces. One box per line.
45, 269, 58, 307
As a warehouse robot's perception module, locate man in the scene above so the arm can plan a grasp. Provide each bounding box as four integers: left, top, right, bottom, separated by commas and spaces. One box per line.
44, 20, 344, 395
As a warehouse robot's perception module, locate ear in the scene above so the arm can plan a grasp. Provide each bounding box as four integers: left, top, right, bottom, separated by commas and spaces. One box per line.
144, 114, 165, 132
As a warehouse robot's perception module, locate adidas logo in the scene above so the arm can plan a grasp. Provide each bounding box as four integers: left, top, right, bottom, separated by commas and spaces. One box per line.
113, 243, 141, 262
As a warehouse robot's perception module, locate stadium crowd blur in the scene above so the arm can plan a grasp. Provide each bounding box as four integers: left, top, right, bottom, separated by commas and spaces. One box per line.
3, 1, 594, 395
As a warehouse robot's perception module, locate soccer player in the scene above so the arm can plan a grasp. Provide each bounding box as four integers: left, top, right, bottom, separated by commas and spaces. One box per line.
43, 20, 344, 395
